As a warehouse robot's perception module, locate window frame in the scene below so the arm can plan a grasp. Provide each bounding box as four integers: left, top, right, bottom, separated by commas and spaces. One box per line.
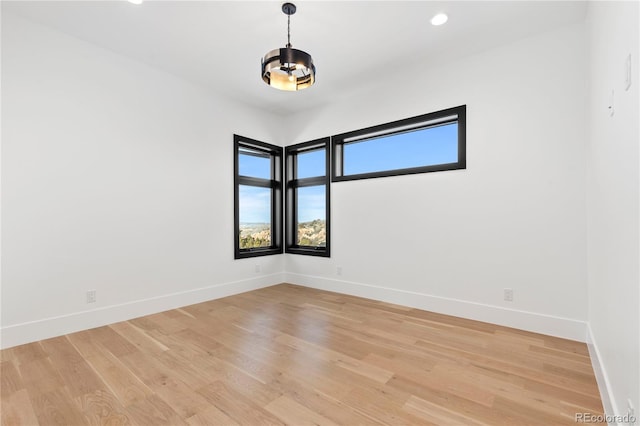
331, 105, 466, 182
234, 134, 283, 259
285, 137, 331, 257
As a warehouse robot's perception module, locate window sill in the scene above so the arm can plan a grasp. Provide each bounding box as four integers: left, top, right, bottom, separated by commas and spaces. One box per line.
286, 247, 330, 257
235, 247, 283, 259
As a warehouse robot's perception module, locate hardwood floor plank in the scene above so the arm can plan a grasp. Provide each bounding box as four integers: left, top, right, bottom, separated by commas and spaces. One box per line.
39, 337, 105, 399
66, 331, 110, 360
185, 405, 240, 426
83, 348, 154, 407
275, 333, 394, 384
196, 381, 285, 425
0, 342, 47, 365
543, 335, 591, 356
0, 361, 22, 399
265, 395, 339, 426
85, 326, 138, 358
29, 388, 88, 426
388, 374, 526, 425
126, 394, 187, 426
491, 395, 584, 425
74, 389, 132, 426
523, 380, 604, 413
0, 284, 604, 425
145, 374, 211, 420
403, 395, 488, 426
528, 343, 592, 365
1, 389, 39, 426
427, 363, 497, 407
337, 381, 426, 425
154, 351, 215, 389
265, 373, 381, 425
17, 357, 65, 397
109, 321, 170, 355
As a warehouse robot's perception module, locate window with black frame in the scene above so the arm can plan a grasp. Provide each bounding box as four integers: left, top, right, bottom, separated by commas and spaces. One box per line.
234, 135, 283, 259
332, 105, 466, 182
285, 138, 330, 257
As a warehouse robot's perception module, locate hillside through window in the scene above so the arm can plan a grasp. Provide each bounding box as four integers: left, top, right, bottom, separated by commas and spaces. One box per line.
234, 135, 283, 259
285, 138, 330, 257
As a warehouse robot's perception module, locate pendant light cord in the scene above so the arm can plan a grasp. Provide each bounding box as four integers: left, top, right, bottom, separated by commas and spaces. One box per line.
287, 14, 291, 48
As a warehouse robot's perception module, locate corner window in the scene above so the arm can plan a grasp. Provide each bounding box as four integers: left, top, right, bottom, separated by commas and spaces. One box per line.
285, 138, 330, 257
234, 135, 283, 259
332, 105, 466, 181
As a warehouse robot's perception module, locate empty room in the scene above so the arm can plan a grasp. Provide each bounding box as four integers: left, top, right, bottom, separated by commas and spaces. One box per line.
1, 1, 638, 425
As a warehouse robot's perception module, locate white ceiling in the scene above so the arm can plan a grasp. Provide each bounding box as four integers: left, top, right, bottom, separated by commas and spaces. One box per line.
3, 1, 587, 115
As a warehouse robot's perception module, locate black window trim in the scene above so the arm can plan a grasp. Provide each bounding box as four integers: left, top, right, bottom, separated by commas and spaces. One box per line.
331, 105, 466, 182
234, 134, 283, 259
285, 137, 331, 257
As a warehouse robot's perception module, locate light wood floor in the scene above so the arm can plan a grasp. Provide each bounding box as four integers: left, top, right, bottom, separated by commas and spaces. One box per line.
1, 284, 604, 425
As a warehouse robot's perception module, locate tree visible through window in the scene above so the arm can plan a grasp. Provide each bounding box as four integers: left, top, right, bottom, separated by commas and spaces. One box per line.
285, 138, 330, 257
238, 185, 271, 248
234, 135, 283, 259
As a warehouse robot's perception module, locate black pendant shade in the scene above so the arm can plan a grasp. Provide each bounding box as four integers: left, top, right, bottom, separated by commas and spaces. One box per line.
261, 3, 316, 91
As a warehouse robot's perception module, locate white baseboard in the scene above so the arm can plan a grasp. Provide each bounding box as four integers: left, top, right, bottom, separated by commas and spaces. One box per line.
586, 324, 619, 425
285, 273, 588, 342
0, 273, 285, 350
1, 272, 589, 348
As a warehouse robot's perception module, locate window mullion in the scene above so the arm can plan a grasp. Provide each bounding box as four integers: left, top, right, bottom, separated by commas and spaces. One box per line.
292, 176, 326, 187
238, 176, 273, 188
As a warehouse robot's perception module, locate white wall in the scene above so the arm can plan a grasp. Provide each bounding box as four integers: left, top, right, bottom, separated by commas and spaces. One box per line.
1, 13, 286, 348
284, 23, 589, 341
586, 1, 639, 422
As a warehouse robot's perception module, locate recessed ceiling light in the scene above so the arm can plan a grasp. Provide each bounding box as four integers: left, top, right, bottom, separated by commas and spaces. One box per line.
431, 13, 448, 26
128, 0, 143, 5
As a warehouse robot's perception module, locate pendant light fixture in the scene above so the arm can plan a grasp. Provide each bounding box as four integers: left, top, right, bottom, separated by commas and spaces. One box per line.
261, 2, 316, 91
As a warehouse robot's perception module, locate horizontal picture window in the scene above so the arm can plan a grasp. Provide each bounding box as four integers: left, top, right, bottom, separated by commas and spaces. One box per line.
332, 105, 466, 181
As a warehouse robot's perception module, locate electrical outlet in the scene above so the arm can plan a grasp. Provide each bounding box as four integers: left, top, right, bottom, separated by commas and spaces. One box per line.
255, 264, 261, 273
504, 288, 513, 302
86, 290, 96, 304
336, 266, 342, 276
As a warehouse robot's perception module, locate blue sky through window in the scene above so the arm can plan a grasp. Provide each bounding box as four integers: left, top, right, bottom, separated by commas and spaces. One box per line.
297, 185, 326, 223
344, 123, 458, 176
239, 185, 271, 223
239, 149, 270, 179
297, 149, 325, 179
